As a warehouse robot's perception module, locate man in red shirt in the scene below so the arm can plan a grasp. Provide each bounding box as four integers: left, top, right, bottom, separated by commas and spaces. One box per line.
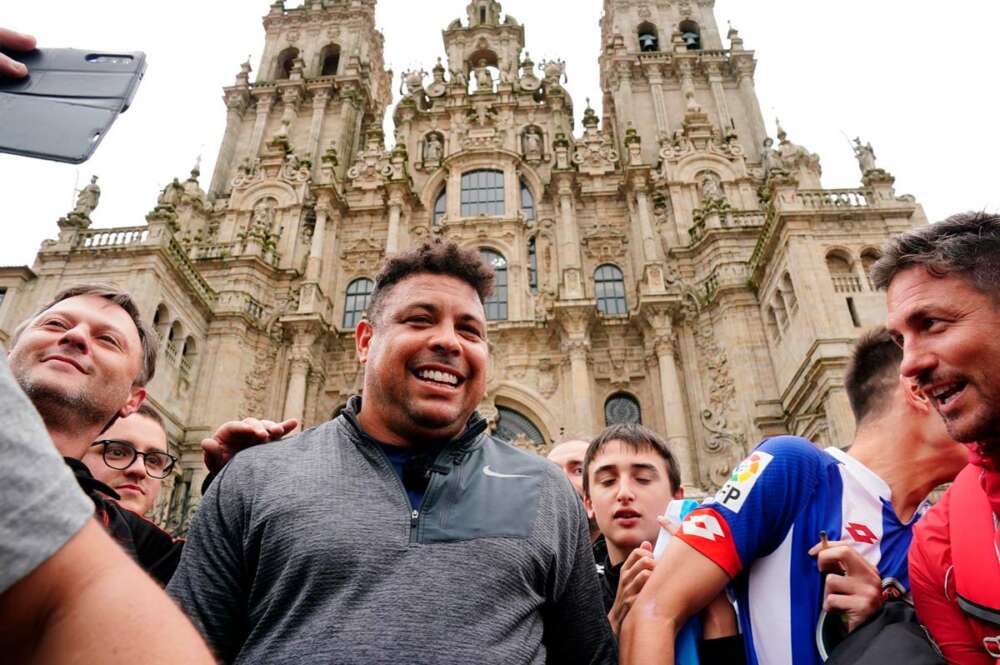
874, 211, 1000, 664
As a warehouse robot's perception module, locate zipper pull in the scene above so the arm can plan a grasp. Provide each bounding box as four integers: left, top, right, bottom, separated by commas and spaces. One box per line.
410, 509, 419, 529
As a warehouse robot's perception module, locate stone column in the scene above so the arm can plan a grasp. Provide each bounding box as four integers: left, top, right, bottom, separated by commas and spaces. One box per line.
707, 63, 733, 133
385, 191, 404, 255
283, 356, 310, 428
736, 62, 766, 153
247, 93, 276, 162
307, 89, 331, 169
305, 203, 329, 281
654, 336, 696, 486
210, 98, 247, 197
635, 187, 658, 263
556, 180, 584, 299
645, 65, 668, 136
564, 340, 596, 437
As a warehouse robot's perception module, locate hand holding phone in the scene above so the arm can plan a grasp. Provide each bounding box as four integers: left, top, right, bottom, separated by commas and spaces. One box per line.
0, 28, 36, 78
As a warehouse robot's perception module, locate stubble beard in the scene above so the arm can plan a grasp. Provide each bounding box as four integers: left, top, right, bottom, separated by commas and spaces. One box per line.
12, 364, 125, 433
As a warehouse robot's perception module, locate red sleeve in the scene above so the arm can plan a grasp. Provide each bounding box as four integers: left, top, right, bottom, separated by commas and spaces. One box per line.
910, 490, 995, 665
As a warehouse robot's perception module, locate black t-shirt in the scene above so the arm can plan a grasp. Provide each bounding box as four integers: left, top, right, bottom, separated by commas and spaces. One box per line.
65, 457, 183, 585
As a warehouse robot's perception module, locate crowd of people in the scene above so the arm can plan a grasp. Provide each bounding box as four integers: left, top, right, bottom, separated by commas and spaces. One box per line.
3, 30, 1000, 665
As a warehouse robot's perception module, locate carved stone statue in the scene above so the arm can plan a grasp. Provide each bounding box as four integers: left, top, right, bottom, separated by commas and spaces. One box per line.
157, 178, 183, 208
776, 121, 821, 178
522, 127, 542, 160
426, 59, 447, 98
450, 67, 468, 89
853, 138, 877, 174
72, 176, 101, 218
252, 198, 276, 231
474, 60, 493, 93
424, 133, 444, 163
761, 137, 784, 177
701, 173, 723, 202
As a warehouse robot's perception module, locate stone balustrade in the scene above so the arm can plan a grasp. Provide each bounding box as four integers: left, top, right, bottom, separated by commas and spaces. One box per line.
77, 227, 148, 249
831, 275, 863, 293
189, 243, 236, 261
798, 189, 871, 209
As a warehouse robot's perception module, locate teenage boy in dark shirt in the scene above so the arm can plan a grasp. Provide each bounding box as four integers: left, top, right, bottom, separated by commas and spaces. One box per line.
583, 424, 744, 662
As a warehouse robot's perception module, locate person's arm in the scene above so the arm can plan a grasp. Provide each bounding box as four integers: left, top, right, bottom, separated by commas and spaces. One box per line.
810, 539, 883, 631
909, 498, 994, 665
167, 461, 251, 662
542, 475, 617, 665
199, 417, 297, 493
0, 519, 214, 664
0, 27, 36, 78
620, 537, 730, 665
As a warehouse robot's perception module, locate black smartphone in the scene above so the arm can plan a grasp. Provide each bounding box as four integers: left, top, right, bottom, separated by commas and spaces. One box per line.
0, 48, 146, 164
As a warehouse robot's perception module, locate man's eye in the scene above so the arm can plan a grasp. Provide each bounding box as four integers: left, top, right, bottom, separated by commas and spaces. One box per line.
43, 319, 67, 329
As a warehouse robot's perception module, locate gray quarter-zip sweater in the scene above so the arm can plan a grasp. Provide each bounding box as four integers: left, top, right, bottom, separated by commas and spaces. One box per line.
168, 398, 616, 664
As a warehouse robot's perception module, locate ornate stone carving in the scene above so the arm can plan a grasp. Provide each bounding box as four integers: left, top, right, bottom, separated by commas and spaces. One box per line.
519, 52, 541, 92
573, 104, 619, 176
340, 237, 384, 274
347, 128, 393, 190
852, 137, 878, 175
582, 223, 629, 262
69, 176, 101, 222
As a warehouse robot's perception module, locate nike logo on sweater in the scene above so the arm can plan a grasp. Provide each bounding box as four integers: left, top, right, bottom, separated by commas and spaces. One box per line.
483, 466, 531, 479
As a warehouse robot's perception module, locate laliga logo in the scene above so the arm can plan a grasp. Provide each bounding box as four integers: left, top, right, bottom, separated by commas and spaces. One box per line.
729, 453, 765, 483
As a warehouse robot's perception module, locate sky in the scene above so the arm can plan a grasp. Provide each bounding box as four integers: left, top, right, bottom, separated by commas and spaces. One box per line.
1, 1, 997, 268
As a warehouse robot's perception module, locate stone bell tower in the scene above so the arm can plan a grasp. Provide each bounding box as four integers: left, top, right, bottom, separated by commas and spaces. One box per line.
208, 0, 392, 197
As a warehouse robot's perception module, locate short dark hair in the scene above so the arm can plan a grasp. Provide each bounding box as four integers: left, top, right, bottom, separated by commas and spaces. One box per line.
871, 211, 1000, 296
582, 424, 682, 496
10, 283, 157, 386
133, 402, 165, 430
845, 327, 903, 425
365, 240, 495, 324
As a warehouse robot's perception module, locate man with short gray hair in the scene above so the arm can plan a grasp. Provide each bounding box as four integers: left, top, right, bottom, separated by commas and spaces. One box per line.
874, 211, 1000, 663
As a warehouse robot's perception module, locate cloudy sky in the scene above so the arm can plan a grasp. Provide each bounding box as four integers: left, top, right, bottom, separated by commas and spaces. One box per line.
1, 1, 997, 268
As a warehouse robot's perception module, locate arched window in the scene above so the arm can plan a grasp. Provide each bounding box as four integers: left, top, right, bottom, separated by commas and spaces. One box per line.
480, 249, 508, 320
679, 20, 702, 50
166, 321, 182, 360
860, 249, 881, 290
638, 22, 660, 52
152, 304, 169, 341
605, 393, 642, 425
766, 304, 781, 339
180, 337, 197, 382
826, 251, 860, 293
780, 272, 798, 313
275, 47, 299, 79
495, 406, 545, 446
461, 170, 505, 217
433, 189, 447, 226
595, 264, 627, 316
520, 179, 535, 221
343, 278, 374, 328
527, 237, 538, 293
320, 44, 340, 76
772, 293, 789, 330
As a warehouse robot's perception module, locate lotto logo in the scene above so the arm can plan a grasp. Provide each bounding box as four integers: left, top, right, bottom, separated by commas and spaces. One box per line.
712, 451, 774, 513
845, 522, 878, 545
682, 513, 726, 542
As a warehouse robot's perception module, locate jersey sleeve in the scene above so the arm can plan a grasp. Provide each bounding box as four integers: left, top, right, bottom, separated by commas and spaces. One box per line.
909, 491, 995, 665
676, 436, 825, 578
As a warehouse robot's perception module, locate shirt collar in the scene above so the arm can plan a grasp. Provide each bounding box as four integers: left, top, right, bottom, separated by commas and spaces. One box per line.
825, 446, 891, 501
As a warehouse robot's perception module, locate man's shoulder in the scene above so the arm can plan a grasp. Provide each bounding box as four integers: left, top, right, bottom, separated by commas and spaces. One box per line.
481, 436, 563, 481
225, 418, 346, 474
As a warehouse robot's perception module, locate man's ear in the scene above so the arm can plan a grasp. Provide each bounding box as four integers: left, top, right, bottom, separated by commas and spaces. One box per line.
672, 485, 685, 500
117, 386, 146, 419
356, 319, 374, 365
584, 492, 594, 515
902, 376, 932, 415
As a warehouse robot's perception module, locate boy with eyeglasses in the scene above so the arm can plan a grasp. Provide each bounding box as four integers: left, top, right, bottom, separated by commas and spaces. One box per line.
82, 404, 175, 517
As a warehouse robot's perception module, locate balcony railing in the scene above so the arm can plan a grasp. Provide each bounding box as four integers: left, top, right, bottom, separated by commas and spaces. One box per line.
77, 227, 148, 249
832, 275, 863, 293
798, 189, 871, 209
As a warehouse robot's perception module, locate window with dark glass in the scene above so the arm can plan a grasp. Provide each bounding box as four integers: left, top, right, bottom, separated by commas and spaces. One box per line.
605, 394, 642, 426
461, 170, 505, 217
320, 45, 340, 76
527, 238, 538, 293
343, 278, 374, 328
480, 249, 508, 321
520, 179, 535, 221
495, 406, 545, 446
433, 189, 447, 226
595, 264, 627, 316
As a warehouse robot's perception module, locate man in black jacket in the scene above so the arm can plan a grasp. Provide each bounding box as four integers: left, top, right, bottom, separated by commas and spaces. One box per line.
7, 284, 182, 583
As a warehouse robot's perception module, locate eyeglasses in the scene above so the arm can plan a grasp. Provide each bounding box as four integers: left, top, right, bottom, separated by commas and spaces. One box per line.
90, 439, 177, 479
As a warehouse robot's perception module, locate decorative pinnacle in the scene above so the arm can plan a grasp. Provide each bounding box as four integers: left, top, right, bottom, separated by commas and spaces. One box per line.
775, 117, 787, 141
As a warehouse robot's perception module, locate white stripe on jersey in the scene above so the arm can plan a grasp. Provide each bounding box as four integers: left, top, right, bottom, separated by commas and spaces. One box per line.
828, 447, 891, 568
748, 524, 795, 665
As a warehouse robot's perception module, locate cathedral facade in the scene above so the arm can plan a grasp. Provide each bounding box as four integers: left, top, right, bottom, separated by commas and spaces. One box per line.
0, 0, 926, 531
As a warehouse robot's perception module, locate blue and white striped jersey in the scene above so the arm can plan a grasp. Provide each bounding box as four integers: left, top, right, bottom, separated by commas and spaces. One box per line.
676, 436, 926, 665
